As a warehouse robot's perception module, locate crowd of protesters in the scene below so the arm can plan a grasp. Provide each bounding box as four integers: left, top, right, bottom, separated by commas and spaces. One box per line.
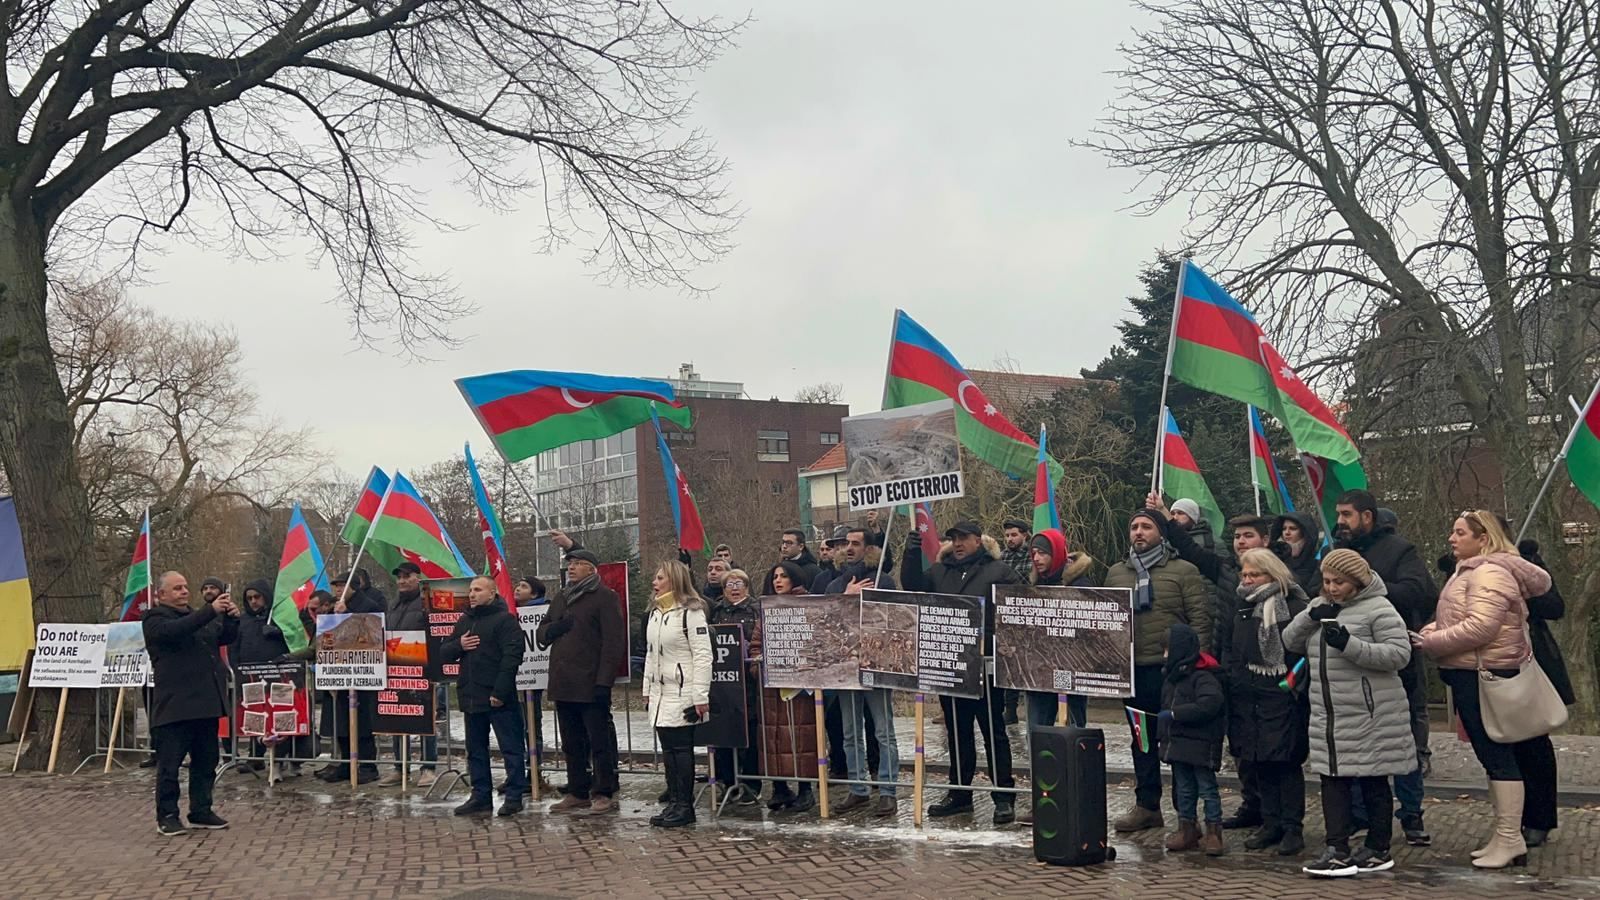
139, 491, 1575, 878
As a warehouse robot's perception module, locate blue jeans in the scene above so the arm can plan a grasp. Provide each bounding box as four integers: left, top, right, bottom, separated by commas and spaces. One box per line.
465, 704, 527, 802
1170, 761, 1222, 824
1026, 691, 1087, 728
834, 689, 899, 797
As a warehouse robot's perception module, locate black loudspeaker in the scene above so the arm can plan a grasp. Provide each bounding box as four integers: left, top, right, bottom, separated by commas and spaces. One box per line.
1031, 725, 1114, 866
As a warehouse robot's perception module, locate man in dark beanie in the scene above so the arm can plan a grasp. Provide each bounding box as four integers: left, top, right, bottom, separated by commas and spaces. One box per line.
999, 518, 1033, 724
1104, 508, 1213, 834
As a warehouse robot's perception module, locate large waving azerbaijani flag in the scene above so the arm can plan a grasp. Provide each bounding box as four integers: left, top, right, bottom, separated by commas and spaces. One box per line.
884, 310, 1063, 482
651, 405, 708, 554
1161, 409, 1224, 534
1566, 378, 1600, 511
368, 473, 474, 579
1033, 423, 1060, 533
340, 467, 402, 572
457, 370, 692, 463
1169, 261, 1360, 464
271, 503, 323, 653
464, 443, 514, 601
118, 509, 152, 622
1249, 406, 1294, 516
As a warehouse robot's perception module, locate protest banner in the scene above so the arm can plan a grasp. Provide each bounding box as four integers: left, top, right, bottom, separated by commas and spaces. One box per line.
515, 605, 551, 691
235, 660, 311, 738
597, 561, 631, 683
99, 622, 151, 688
373, 631, 434, 736
759, 594, 861, 690
857, 589, 984, 699
314, 612, 387, 690
28, 624, 106, 689
422, 577, 470, 678
694, 623, 748, 749
992, 585, 1134, 698
843, 399, 964, 511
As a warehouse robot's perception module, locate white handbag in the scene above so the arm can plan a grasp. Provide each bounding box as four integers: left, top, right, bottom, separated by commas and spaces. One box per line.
1477, 624, 1568, 743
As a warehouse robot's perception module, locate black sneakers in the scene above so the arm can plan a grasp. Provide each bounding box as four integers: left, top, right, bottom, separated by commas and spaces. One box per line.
992, 798, 1016, 826
187, 810, 229, 830
1303, 846, 1357, 878
1400, 815, 1432, 847
156, 816, 188, 837
927, 794, 974, 818
453, 796, 493, 816
497, 800, 523, 817
1351, 846, 1395, 873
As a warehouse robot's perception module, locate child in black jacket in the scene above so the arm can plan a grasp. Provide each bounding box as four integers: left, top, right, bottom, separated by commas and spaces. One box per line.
1160, 622, 1227, 856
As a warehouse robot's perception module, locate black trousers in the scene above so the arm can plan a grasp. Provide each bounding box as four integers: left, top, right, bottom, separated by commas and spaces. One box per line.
1234, 757, 1261, 816
154, 718, 221, 821
1322, 775, 1391, 852
555, 699, 620, 798
1517, 735, 1559, 831
938, 678, 1013, 799
1254, 759, 1306, 832
1129, 664, 1165, 811
658, 724, 697, 805
1439, 667, 1524, 781
323, 691, 378, 773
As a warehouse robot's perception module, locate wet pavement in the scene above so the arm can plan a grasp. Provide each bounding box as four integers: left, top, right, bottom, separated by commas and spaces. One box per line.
3, 755, 1599, 899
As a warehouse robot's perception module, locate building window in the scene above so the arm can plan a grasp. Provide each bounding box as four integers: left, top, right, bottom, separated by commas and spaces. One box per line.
820, 432, 840, 445
666, 430, 695, 446
771, 480, 785, 494
757, 429, 790, 462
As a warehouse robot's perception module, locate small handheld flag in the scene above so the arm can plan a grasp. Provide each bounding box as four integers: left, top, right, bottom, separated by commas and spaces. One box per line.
1278, 657, 1308, 692
118, 509, 152, 622
1125, 705, 1155, 754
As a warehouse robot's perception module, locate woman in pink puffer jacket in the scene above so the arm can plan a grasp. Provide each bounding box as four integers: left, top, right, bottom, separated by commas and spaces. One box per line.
1415, 510, 1551, 871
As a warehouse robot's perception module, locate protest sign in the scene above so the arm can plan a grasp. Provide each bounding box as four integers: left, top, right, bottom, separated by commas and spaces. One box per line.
760, 594, 861, 690
515, 605, 551, 691
694, 623, 748, 748
235, 661, 310, 738
843, 400, 964, 511
99, 622, 152, 688
858, 589, 984, 699
28, 624, 105, 689
597, 561, 631, 683
374, 630, 434, 735
423, 577, 470, 679
993, 585, 1134, 698
314, 612, 387, 690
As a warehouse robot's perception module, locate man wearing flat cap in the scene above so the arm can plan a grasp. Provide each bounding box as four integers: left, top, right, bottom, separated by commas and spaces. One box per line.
536, 547, 626, 815
317, 569, 384, 784
379, 561, 438, 786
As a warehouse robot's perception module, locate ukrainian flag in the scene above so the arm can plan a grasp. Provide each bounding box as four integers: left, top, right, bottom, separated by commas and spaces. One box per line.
0, 497, 36, 670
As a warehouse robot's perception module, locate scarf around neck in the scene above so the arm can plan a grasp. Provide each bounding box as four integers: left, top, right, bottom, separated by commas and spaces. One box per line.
1237, 580, 1290, 676
1128, 542, 1169, 612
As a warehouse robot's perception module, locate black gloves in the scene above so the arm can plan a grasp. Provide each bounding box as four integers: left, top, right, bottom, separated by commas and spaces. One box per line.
1323, 623, 1351, 650
593, 685, 613, 705
544, 617, 575, 642
677, 547, 693, 567
1308, 604, 1340, 622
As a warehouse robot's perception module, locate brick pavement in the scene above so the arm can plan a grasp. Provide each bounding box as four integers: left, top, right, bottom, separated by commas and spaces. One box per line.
2, 763, 1598, 899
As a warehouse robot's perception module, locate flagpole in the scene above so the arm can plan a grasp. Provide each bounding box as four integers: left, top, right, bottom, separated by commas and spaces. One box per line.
874, 505, 895, 586
1156, 406, 1169, 497
1515, 377, 1600, 544
1248, 406, 1262, 516
341, 484, 394, 605
1151, 259, 1188, 493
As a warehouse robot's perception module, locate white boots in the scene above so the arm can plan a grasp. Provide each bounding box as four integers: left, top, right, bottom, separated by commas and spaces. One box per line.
1472, 780, 1528, 869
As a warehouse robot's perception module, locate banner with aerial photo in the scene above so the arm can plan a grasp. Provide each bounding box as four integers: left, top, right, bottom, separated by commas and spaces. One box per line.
993, 585, 1134, 698
373, 630, 434, 736
314, 612, 387, 690
235, 660, 310, 738
857, 589, 984, 699
759, 594, 861, 690
842, 400, 964, 511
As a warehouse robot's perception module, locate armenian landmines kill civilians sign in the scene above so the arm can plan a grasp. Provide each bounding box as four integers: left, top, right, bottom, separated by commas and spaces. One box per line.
842, 400, 963, 511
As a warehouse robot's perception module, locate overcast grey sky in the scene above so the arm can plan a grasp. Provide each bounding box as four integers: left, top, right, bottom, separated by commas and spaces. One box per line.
140, 1, 1181, 476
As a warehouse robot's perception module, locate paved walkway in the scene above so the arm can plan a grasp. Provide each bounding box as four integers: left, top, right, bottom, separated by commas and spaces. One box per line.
3, 757, 1598, 899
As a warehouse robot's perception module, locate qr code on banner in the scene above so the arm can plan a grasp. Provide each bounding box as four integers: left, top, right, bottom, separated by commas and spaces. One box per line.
272, 711, 299, 734
242, 711, 268, 736
1053, 670, 1075, 692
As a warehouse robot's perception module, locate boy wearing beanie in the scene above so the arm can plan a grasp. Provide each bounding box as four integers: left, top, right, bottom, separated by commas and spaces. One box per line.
1159, 622, 1228, 856
1284, 549, 1415, 877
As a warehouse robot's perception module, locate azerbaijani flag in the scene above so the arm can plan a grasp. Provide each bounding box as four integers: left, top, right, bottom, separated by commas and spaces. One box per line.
118, 509, 152, 622
340, 467, 402, 572
1249, 406, 1294, 516
884, 310, 1063, 482
1033, 423, 1060, 533
650, 404, 708, 554
1169, 260, 1359, 464
271, 503, 323, 652
1302, 452, 1368, 534
457, 369, 693, 463
1561, 377, 1600, 511
1161, 409, 1223, 535
464, 443, 514, 601
368, 473, 474, 579
1125, 706, 1154, 754
913, 502, 941, 572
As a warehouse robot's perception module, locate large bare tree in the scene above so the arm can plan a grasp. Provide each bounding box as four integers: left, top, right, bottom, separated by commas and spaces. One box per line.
0, 0, 737, 766
1092, 0, 1600, 723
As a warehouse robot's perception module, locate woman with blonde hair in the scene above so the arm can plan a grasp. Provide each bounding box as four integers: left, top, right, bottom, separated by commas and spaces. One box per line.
1416, 510, 1552, 869
643, 559, 713, 828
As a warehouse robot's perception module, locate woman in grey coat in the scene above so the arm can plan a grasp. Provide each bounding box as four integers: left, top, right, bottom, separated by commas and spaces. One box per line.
1284, 549, 1414, 878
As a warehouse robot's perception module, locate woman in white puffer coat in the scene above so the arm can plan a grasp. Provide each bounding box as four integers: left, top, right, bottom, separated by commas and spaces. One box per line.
643, 559, 713, 828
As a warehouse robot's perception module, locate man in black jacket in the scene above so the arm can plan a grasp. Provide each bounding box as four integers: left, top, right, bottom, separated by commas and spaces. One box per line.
143, 571, 240, 836
902, 520, 1021, 825
1333, 490, 1436, 846
760, 529, 821, 595
440, 576, 527, 816
380, 562, 438, 786
319, 570, 384, 784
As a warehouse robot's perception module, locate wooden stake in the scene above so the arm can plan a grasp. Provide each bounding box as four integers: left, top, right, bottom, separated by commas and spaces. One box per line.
814, 692, 829, 819
267, 742, 276, 786
913, 694, 925, 828
46, 687, 69, 774
401, 737, 409, 792
1056, 693, 1068, 727
525, 693, 540, 801
707, 748, 718, 813
348, 691, 359, 790
104, 688, 127, 774
10, 688, 36, 774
